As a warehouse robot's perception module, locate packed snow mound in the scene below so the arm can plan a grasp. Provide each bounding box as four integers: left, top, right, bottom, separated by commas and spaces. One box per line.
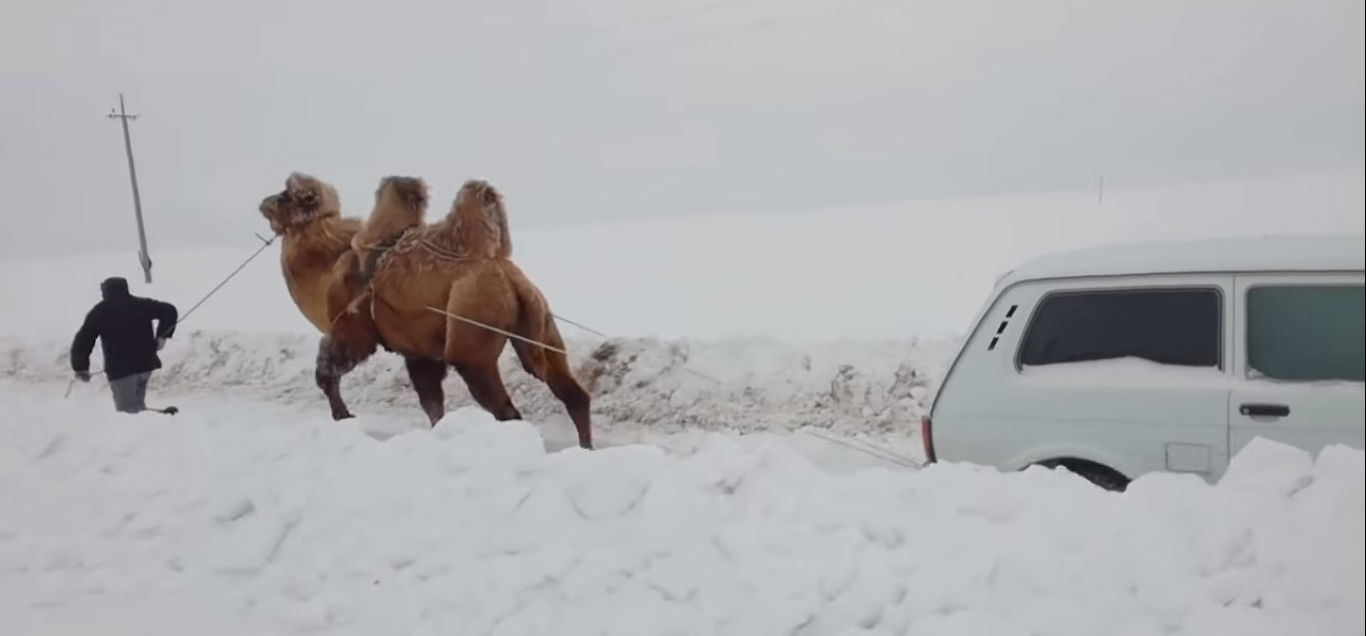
1, 393, 1361, 636
1, 329, 958, 438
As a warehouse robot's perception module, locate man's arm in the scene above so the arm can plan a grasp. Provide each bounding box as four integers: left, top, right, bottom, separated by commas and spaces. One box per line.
147, 298, 179, 341
70, 308, 100, 375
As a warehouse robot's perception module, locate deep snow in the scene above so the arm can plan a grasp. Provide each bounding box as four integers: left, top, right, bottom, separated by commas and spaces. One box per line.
3, 328, 954, 449
1, 385, 1362, 636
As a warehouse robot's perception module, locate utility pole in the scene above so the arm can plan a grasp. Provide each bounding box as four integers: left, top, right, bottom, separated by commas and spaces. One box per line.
108, 93, 152, 283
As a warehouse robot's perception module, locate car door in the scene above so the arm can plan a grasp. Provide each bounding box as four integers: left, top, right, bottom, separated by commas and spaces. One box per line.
996, 275, 1234, 481
1229, 272, 1366, 459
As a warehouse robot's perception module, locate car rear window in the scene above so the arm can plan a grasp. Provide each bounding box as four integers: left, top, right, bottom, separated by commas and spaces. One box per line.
1247, 285, 1365, 382
1019, 288, 1221, 368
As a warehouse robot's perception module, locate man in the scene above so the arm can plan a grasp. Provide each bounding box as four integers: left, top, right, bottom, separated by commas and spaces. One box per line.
70, 276, 180, 414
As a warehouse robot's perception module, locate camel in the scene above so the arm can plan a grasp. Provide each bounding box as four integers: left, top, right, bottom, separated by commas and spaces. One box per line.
258, 173, 593, 449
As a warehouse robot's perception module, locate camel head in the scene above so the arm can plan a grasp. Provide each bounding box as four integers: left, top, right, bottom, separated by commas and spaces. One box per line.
258, 172, 343, 234
375, 176, 429, 217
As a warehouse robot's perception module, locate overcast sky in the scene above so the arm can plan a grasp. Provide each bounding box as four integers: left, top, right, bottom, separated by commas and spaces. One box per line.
1, 0, 1362, 257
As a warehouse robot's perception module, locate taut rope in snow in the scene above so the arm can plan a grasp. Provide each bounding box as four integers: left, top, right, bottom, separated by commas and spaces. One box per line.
424, 306, 570, 356
802, 428, 924, 469
540, 315, 914, 465
549, 313, 610, 339
426, 307, 723, 385
64, 233, 280, 398
543, 313, 722, 385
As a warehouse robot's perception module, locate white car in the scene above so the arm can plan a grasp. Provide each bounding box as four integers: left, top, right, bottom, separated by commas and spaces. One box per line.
923, 234, 1365, 490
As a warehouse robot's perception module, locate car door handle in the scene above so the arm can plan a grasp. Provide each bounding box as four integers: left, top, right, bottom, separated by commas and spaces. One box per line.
1240, 403, 1290, 418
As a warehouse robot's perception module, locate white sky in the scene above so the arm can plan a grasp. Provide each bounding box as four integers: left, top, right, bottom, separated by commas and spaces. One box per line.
1, 0, 1362, 257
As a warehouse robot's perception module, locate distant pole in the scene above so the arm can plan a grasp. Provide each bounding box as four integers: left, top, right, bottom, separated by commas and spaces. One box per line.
108, 93, 152, 283
1096, 173, 1105, 205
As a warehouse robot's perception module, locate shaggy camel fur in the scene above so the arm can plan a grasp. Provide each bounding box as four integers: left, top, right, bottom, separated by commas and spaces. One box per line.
262, 174, 593, 449
350, 176, 430, 277
258, 172, 364, 336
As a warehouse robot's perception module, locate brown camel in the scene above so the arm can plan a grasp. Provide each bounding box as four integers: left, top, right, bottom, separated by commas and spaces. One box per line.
258, 173, 593, 449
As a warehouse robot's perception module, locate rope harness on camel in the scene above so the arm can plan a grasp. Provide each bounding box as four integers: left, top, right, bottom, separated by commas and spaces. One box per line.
356, 228, 472, 276
334, 229, 474, 327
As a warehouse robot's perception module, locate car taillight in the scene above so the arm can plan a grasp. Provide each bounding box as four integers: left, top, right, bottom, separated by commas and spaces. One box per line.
921, 415, 937, 464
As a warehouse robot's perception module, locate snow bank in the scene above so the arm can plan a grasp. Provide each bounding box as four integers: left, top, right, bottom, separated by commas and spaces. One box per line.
1, 329, 959, 440
1, 391, 1361, 636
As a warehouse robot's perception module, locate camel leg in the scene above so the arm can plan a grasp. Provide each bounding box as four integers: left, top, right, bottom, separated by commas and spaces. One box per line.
511, 319, 593, 450
315, 275, 379, 421
315, 336, 362, 420
443, 272, 525, 424
545, 363, 592, 450
404, 356, 447, 426
453, 361, 522, 422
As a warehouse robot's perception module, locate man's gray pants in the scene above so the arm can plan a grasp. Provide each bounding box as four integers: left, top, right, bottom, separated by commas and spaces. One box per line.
109, 371, 152, 413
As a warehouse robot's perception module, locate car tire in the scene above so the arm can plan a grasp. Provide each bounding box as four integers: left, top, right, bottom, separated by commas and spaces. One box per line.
1037, 459, 1131, 492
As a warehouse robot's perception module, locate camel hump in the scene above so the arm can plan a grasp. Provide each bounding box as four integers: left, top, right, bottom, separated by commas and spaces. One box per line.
355, 176, 429, 251
442, 179, 512, 259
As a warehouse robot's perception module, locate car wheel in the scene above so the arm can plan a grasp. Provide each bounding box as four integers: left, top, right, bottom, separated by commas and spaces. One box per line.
1037, 459, 1131, 492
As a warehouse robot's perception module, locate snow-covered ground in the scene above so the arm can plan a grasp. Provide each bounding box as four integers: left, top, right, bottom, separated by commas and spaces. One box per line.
1, 384, 1362, 636
3, 170, 1364, 634
4, 328, 954, 450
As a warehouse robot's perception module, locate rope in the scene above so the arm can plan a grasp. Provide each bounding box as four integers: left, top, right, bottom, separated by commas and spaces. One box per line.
179, 233, 278, 322
550, 313, 611, 339
425, 306, 724, 386
425, 306, 569, 356
356, 229, 471, 275
65, 233, 279, 398
419, 236, 468, 262
432, 306, 916, 469
549, 312, 722, 384
801, 428, 924, 469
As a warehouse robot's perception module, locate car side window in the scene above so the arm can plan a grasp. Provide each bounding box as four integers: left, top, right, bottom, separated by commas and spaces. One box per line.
1246, 285, 1365, 382
1018, 288, 1221, 368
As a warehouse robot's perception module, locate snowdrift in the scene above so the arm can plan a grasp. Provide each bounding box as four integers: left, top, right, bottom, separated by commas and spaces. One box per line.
1, 395, 1361, 636
1, 329, 958, 440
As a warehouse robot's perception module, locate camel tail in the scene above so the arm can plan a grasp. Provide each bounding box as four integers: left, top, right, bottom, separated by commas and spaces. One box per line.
507, 266, 561, 379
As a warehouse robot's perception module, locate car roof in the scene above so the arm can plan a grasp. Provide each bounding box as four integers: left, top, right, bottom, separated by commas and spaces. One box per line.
997, 233, 1366, 288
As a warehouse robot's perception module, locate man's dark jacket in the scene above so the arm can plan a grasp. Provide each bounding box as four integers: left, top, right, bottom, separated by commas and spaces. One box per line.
71, 277, 179, 381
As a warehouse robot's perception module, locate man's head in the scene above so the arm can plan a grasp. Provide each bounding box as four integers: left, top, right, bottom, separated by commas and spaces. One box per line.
100, 276, 130, 300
